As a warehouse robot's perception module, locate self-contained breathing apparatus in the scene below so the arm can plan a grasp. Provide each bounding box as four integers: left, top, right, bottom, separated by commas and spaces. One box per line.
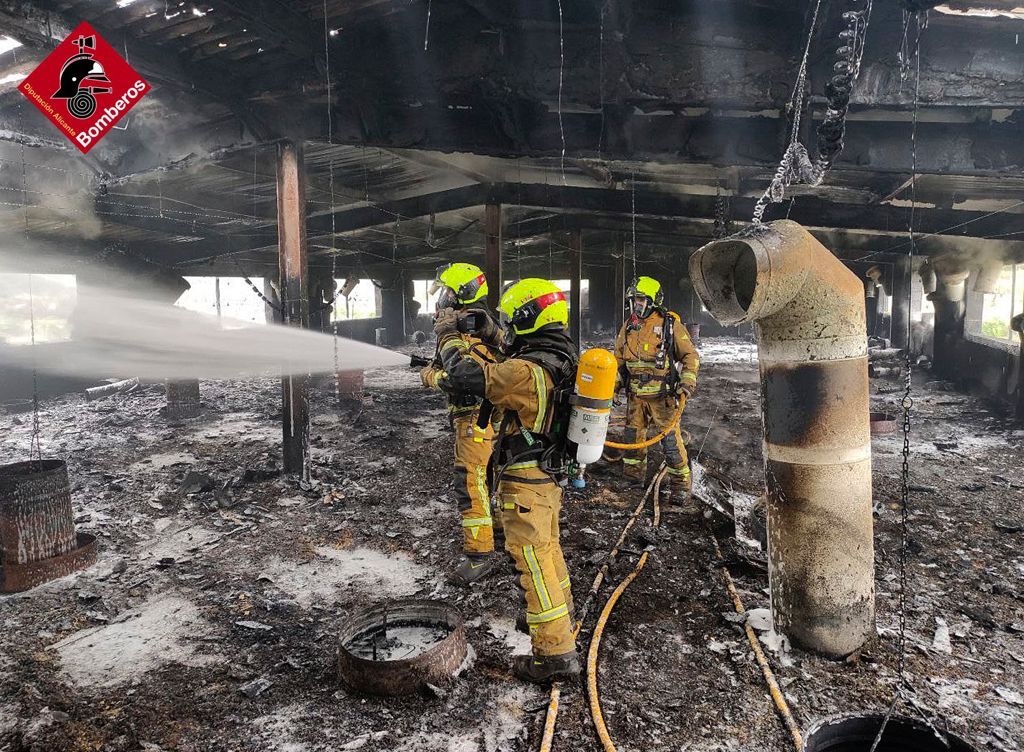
622, 305, 682, 400
486, 340, 617, 491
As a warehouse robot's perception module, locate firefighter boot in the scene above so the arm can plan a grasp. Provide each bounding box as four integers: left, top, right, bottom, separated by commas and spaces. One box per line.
513, 650, 581, 684
450, 552, 497, 586
622, 459, 647, 481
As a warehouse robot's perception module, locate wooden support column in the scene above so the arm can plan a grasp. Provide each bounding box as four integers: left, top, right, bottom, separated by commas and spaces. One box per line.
613, 234, 626, 335
484, 203, 503, 310
568, 229, 583, 349
276, 140, 310, 476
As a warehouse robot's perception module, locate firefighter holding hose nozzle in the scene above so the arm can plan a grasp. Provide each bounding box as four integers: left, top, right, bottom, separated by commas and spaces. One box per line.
418, 263, 504, 586
436, 279, 582, 683
613, 276, 700, 501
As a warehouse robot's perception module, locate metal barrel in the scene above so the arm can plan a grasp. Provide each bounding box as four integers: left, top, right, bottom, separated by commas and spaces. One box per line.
0, 460, 97, 592
336, 369, 365, 402
166, 379, 201, 419
689, 220, 874, 658
336, 599, 467, 696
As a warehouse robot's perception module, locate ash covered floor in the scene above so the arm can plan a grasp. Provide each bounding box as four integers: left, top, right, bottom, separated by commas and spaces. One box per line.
1, 337, 1022, 752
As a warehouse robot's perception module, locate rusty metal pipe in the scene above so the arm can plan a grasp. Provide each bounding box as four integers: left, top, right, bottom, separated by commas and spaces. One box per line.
688, 220, 874, 657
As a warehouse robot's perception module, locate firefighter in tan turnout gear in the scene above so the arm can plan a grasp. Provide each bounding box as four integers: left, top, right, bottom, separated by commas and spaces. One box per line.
613, 276, 700, 499
437, 278, 581, 683
419, 263, 503, 585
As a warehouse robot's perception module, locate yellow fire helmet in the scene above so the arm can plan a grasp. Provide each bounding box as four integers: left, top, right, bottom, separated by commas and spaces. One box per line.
430, 262, 488, 308
498, 278, 568, 336
627, 275, 664, 307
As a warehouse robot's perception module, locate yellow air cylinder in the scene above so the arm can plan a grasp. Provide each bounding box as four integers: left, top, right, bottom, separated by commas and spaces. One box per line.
568, 347, 618, 465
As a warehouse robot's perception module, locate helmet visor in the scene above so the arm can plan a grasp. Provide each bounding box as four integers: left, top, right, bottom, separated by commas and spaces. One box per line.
429, 264, 451, 297
629, 294, 652, 319
435, 286, 458, 312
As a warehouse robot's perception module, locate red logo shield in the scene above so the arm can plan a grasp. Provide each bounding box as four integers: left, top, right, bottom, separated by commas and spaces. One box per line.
18, 22, 150, 154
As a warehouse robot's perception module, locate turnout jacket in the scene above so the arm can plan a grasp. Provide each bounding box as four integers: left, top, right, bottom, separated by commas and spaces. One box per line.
444, 328, 578, 472
613, 310, 700, 397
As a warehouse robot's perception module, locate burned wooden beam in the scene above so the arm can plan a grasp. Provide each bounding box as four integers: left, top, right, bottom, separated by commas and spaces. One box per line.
276, 140, 310, 476
205, 0, 326, 67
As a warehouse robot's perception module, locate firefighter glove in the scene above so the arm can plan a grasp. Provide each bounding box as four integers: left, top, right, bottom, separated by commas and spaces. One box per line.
420, 366, 440, 389
465, 310, 502, 348
433, 307, 460, 339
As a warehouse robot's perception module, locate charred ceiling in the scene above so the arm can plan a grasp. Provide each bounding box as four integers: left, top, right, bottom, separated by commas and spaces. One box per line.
0, 0, 1021, 280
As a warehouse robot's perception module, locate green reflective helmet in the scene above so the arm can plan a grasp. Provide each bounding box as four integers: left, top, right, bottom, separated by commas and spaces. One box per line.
498, 278, 568, 336
430, 262, 488, 309
626, 276, 663, 319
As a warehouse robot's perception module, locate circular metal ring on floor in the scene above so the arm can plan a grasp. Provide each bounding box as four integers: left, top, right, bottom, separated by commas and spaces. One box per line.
336, 599, 467, 696
803, 713, 977, 752
869, 412, 898, 435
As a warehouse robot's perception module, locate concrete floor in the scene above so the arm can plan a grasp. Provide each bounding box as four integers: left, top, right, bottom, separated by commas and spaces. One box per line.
0, 336, 1021, 752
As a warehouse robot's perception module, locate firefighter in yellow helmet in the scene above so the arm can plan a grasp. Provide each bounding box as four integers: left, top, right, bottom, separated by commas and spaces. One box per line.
613, 276, 700, 500
436, 278, 580, 683
419, 263, 503, 585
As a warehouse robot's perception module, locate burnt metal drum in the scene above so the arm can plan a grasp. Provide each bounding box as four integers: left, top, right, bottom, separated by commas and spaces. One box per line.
869, 412, 898, 435
0, 460, 97, 593
337, 599, 467, 696
803, 713, 977, 752
166, 379, 202, 419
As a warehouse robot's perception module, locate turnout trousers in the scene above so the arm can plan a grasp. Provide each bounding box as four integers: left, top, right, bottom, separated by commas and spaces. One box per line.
499, 467, 575, 656
452, 412, 497, 555
622, 395, 691, 493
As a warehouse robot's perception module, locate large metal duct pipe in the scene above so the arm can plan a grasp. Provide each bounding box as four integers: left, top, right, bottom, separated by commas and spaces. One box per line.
919, 262, 937, 295
689, 220, 874, 657
973, 258, 1004, 295
936, 269, 970, 302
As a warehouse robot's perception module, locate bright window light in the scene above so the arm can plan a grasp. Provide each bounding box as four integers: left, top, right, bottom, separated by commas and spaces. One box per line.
176, 276, 268, 327
333, 279, 380, 322
0, 274, 78, 345
0, 36, 22, 56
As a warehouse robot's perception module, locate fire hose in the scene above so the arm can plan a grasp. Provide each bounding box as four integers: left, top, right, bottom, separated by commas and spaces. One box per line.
602, 398, 685, 451
586, 470, 667, 752
537, 465, 803, 752
538, 466, 668, 752
708, 534, 803, 750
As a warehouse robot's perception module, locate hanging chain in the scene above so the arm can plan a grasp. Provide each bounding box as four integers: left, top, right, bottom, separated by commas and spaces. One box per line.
630, 169, 637, 282
869, 12, 923, 752
897, 6, 922, 694
28, 274, 42, 463
752, 0, 874, 224
325, 0, 340, 382
392, 217, 400, 262
713, 186, 731, 239
233, 259, 282, 312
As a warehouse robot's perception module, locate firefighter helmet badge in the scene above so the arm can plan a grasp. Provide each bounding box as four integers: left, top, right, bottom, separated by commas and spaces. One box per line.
51, 35, 112, 119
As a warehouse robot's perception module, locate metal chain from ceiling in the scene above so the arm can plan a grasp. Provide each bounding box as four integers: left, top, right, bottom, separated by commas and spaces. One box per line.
753, 0, 874, 224
869, 10, 926, 752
